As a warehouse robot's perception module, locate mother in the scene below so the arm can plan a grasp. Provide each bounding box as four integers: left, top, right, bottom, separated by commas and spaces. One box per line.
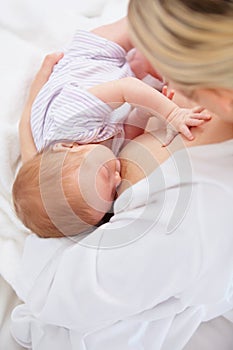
11, 2, 233, 350
128, 0, 233, 120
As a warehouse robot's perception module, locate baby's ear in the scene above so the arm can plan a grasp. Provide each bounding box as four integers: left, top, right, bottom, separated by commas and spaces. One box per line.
52, 142, 78, 152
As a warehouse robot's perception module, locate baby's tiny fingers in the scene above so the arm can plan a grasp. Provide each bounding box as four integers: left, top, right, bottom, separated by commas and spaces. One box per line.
191, 106, 205, 113
168, 90, 175, 100
163, 127, 178, 146
190, 113, 212, 120
162, 86, 175, 100
186, 119, 205, 127
162, 85, 168, 96
179, 125, 194, 140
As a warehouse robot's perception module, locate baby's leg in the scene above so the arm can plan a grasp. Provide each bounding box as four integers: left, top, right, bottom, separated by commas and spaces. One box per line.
91, 17, 133, 52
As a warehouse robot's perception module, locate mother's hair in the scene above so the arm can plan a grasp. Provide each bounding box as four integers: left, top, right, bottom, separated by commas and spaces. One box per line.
128, 0, 233, 91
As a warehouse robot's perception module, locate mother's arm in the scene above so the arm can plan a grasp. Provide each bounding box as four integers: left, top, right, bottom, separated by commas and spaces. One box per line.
19, 53, 63, 163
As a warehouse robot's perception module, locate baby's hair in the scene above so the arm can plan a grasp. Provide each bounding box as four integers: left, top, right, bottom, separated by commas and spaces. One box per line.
128, 0, 233, 91
12, 148, 101, 238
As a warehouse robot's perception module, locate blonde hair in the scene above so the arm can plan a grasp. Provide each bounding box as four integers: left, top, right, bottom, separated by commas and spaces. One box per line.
128, 0, 233, 91
12, 148, 103, 238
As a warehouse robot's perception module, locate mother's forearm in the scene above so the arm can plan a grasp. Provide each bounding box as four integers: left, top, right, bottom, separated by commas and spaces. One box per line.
18, 53, 64, 163
19, 106, 37, 163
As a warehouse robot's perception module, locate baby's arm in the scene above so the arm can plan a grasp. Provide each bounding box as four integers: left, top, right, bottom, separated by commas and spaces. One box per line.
88, 77, 211, 143
19, 53, 63, 163
122, 86, 175, 141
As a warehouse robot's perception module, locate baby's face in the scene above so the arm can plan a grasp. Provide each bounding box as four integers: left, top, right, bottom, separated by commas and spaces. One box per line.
75, 144, 121, 215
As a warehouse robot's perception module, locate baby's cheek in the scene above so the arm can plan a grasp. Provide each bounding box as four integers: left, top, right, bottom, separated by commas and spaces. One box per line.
94, 169, 114, 211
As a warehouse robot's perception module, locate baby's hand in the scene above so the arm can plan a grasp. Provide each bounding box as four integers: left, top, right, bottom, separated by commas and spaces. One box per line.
164, 106, 212, 146
162, 85, 175, 100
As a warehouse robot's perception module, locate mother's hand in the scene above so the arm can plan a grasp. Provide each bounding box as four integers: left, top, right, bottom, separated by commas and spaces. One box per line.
26, 52, 64, 105
19, 53, 63, 163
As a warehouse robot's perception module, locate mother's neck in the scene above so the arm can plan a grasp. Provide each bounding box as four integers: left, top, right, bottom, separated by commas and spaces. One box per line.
184, 114, 233, 147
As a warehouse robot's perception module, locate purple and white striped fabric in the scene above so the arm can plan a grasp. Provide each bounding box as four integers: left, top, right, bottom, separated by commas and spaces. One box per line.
31, 30, 134, 154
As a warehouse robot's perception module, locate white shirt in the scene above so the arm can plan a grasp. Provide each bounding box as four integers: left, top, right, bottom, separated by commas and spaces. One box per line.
11, 139, 233, 350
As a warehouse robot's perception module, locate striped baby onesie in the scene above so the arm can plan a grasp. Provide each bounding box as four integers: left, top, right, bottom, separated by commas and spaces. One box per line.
31, 30, 135, 155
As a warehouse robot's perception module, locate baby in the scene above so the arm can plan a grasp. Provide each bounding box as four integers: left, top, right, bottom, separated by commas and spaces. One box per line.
13, 18, 210, 238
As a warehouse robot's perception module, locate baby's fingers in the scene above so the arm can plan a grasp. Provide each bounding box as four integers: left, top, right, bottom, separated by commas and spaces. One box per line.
190, 113, 212, 120
163, 127, 178, 146
162, 85, 175, 100
162, 85, 168, 97
179, 124, 194, 141
186, 119, 206, 127
191, 106, 205, 113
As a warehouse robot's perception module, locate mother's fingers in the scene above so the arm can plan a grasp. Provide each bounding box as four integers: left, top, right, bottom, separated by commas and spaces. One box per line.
28, 52, 64, 103
39, 52, 64, 79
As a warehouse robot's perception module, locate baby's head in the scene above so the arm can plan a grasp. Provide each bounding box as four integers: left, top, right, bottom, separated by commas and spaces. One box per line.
12, 142, 121, 238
